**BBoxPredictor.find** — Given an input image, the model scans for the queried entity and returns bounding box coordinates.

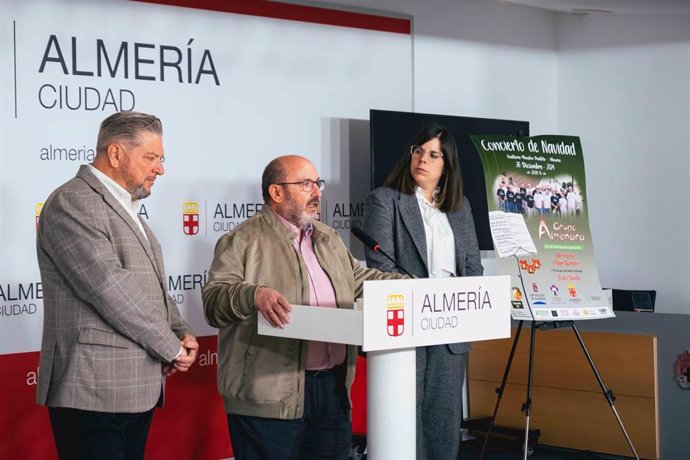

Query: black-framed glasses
[275,178,326,192]
[410,145,443,161]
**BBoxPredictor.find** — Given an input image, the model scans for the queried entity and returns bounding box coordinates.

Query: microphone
[351,227,414,278]
[351,227,380,252]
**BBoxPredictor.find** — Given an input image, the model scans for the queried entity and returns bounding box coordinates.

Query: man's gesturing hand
[255,287,293,328]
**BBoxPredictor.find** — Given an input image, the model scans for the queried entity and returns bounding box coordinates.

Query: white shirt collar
[414,186,439,207]
[87,164,136,209]
[87,164,149,242]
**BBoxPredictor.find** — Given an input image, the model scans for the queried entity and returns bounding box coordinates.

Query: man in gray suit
[36,111,198,460]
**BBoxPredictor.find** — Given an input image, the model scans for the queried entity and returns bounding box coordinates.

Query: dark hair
[261,157,286,203]
[383,125,464,212]
[96,111,162,155]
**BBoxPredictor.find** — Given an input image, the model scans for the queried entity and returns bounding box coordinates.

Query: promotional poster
[471,135,613,321]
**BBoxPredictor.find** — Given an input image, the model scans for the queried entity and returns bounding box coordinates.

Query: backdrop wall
[556,13,690,314]
[2,0,689,458]
[0,0,411,458]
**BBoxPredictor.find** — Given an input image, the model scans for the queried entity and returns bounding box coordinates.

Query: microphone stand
[351,227,415,278]
[370,245,414,278]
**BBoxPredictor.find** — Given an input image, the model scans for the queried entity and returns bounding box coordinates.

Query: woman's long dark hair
[383,125,464,212]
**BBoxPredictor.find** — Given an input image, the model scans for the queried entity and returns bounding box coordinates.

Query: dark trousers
[48,406,154,460]
[228,369,352,460]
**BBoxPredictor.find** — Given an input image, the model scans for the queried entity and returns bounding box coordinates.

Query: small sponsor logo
[512,287,523,301]
[386,294,405,337]
[567,283,577,298]
[550,284,559,295]
[551,310,558,317]
[532,282,538,293]
[511,300,524,309]
[183,201,200,235]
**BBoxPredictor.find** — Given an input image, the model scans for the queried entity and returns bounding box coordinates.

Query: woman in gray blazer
[363,125,483,460]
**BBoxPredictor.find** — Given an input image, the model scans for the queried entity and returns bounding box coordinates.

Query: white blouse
[415,188,456,278]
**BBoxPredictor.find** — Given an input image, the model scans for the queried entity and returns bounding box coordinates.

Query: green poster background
[471,135,613,321]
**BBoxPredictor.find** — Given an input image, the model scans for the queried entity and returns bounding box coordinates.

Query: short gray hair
[96,111,163,154]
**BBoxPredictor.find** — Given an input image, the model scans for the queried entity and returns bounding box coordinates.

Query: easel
[478,253,640,460]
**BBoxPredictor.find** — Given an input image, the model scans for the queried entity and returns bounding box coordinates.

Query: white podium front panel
[362,275,511,352]
[257,304,363,345]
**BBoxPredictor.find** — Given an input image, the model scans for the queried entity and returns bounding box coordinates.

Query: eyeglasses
[142,154,165,165]
[119,144,165,165]
[275,178,325,192]
[410,145,443,161]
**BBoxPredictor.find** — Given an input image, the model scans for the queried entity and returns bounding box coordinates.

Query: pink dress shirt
[277,214,346,370]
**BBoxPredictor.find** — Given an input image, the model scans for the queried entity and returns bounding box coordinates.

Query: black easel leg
[570,323,640,460]
[520,322,537,460]
[479,320,524,460]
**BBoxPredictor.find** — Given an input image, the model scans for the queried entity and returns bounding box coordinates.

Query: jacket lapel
[446,211,463,250]
[140,219,166,285]
[77,165,164,283]
[398,192,429,271]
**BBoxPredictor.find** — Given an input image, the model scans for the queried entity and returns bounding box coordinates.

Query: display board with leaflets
[471,134,614,321]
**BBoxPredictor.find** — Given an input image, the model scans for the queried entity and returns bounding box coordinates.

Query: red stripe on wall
[1,336,369,459]
[132,0,411,34]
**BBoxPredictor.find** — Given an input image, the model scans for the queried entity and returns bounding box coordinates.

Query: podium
[259,275,511,459]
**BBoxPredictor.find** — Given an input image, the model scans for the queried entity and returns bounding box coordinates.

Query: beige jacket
[202,205,402,419]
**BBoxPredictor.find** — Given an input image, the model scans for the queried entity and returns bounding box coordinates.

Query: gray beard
[129,185,150,200]
[288,212,312,229]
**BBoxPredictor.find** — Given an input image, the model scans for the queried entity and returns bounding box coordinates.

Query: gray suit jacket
[362,186,484,354]
[36,165,192,413]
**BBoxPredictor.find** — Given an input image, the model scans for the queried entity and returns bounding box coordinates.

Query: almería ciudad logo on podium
[386,294,405,337]
[182,201,200,235]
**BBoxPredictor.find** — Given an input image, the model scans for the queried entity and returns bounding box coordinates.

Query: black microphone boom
[351,227,414,278]
[351,227,379,251]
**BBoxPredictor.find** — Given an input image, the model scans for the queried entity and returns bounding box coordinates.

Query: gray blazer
[36,165,192,413]
[362,186,484,354]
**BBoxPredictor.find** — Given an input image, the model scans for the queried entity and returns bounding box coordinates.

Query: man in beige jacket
[203,155,403,460]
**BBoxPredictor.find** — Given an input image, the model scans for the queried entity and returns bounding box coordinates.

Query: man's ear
[107,143,124,168]
[268,184,284,203]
